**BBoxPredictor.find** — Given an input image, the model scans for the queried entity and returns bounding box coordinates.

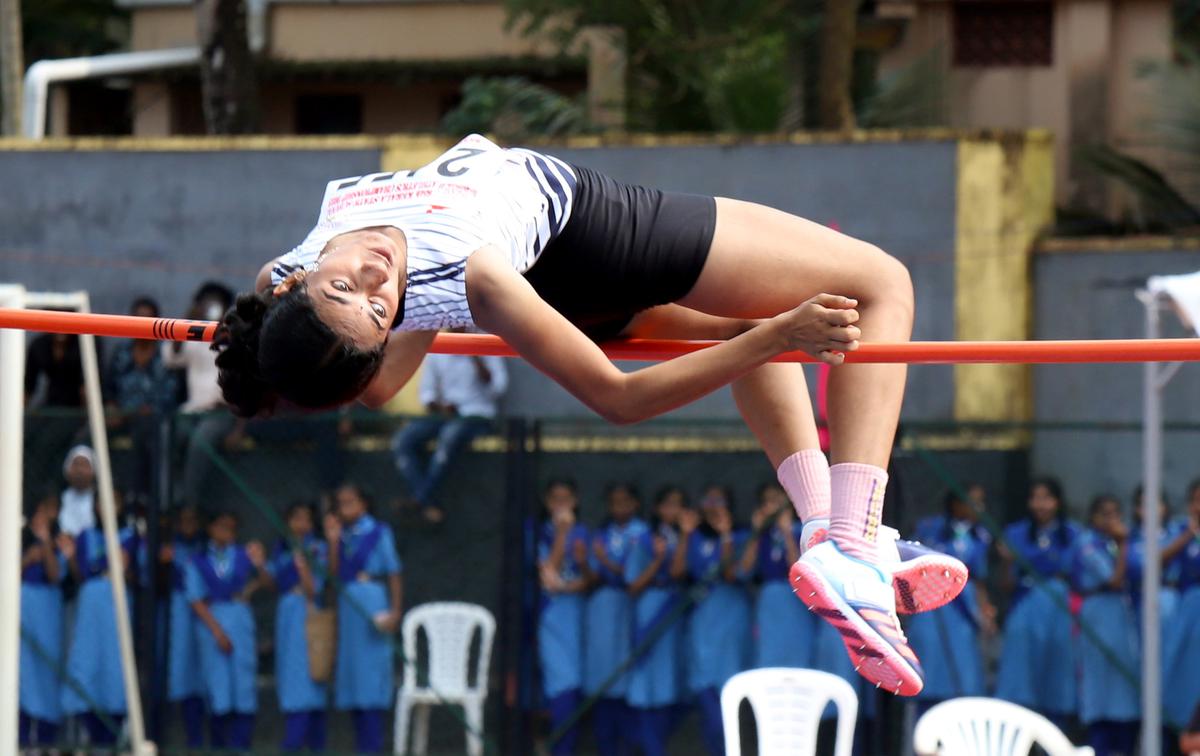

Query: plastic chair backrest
[913,697,1095,756]
[720,667,858,756]
[401,602,496,698]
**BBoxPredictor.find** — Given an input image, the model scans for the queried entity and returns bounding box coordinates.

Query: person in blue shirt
[268,501,330,751]
[60,492,141,748]
[326,482,404,754]
[159,505,206,748]
[625,486,687,756]
[1072,495,1140,756]
[907,488,996,709]
[676,484,751,756]
[736,482,817,670]
[537,479,593,756]
[585,482,649,756]
[1163,479,1200,730]
[994,477,1080,726]
[19,492,67,749]
[185,510,270,750]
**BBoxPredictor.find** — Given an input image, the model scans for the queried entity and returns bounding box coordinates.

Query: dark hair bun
[212,291,278,417]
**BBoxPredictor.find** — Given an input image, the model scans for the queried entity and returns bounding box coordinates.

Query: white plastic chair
[393,602,496,756]
[913,697,1095,756]
[720,667,859,756]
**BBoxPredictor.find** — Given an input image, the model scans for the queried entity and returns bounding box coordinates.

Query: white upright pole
[76,294,153,755]
[0,284,26,756]
[1142,295,1163,756]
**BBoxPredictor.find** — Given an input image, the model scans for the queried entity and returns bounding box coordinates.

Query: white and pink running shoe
[800,519,968,614]
[790,540,925,696]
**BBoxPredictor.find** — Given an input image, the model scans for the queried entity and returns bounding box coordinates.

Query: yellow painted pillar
[954,131,1054,425]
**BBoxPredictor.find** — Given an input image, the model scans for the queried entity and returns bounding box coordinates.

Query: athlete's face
[296,227,407,348]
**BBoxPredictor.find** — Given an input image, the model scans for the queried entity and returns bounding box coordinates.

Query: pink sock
[776,449,830,523]
[828,463,888,561]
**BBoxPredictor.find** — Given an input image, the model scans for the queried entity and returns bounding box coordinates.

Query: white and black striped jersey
[271,134,577,331]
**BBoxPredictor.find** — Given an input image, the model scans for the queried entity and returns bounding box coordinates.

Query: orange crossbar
[2,307,1199,364]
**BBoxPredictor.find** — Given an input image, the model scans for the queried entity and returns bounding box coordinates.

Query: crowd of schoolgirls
[18,446,405,754]
[536,476,1200,756]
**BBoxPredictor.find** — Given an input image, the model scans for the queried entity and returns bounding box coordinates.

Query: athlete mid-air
[214,134,967,695]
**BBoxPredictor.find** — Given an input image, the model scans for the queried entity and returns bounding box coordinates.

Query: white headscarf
[59,445,96,537]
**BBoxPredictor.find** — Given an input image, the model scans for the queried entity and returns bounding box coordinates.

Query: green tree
[442,76,588,140]
[505,0,793,131]
[195,0,260,134]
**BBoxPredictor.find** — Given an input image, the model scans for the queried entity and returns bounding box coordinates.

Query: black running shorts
[523,164,717,342]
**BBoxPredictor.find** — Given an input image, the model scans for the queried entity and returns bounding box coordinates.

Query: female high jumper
[214,133,966,696]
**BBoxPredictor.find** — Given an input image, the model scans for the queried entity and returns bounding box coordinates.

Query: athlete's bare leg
[676,197,914,468]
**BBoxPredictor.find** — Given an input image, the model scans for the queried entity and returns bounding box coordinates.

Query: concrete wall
[1031,241,1200,510]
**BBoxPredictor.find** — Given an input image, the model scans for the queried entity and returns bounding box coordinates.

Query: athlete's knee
[864,247,913,319]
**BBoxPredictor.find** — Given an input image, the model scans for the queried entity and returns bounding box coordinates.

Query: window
[294,94,364,135]
[953,1,1053,67]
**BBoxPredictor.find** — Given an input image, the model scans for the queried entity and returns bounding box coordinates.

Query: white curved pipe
[22,47,200,139]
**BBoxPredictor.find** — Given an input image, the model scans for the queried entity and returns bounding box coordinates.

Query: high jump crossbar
[3,307,1200,364]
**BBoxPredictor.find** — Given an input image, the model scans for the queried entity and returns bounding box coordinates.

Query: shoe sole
[892,555,969,614]
[789,560,924,696]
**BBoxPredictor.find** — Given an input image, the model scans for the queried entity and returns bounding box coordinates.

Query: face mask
[205,302,225,320]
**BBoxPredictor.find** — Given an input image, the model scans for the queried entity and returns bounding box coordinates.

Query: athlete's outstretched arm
[466,247,859,425]
[358,330,437,408]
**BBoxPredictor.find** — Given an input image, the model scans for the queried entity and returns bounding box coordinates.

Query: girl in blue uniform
[20,493,66,749]
[61,494,139,747]
[537,479,592,756]
[1163,479,1200,730]
[906,490,995,708]
[1072,495,1140,756]
[737,482,816,670]
[160,505,205,747]
[625,486,687,756]
[676,484,751,756]
[326,482,404,754]
[994,477,1080,726]
[585,482,648,756]
[185,510,269,749]
[268,501,330,751]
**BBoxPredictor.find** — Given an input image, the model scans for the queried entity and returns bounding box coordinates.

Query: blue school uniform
[686,528,753,756]
[624,523,684,709]
[62,526,138,717]
[1071,528,1140,725]
[167,535,205,703]
[994,519,1080,717]
[1163,529,1200,728]
[20,536,66,727]
[537,521,590,756]
[584,518,648,698]
[334,514,402,711]
[753,522,819,669]
[269,536,330,712]
[685,529,752,694]
[905,516,990,702]
[184,542,258,716]
[538,522,590,700]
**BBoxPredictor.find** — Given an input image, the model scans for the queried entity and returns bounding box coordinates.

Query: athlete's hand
[776,294,861,365]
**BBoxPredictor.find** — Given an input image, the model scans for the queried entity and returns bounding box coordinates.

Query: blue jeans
[391,416,490,508]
